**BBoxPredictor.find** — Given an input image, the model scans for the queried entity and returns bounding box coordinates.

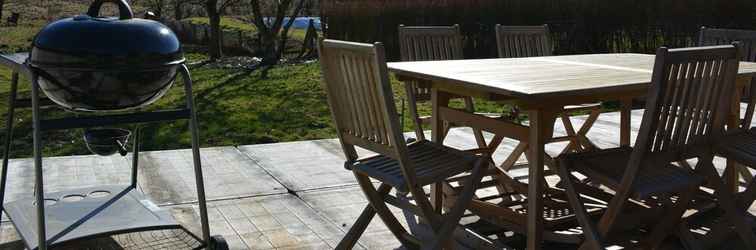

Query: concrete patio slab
[0,109,753,249]
[238,140,374,192]
[133,147,286,205]
[297,186,408,250]
[0,193,346,250]
[1,154,131,204]
[169,194,347,250]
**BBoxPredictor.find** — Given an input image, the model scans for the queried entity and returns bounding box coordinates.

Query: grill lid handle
[87,0,134,20]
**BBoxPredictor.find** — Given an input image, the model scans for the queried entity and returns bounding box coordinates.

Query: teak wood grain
[559,45,740,249]
[388,53,756,103]
[388,51,756,250]
[397,24,490,146]
[495,24,553,58]
[494,24,603,164]
[318,39,486,249]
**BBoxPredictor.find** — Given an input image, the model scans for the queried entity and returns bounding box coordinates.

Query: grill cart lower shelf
[4,185,200,250]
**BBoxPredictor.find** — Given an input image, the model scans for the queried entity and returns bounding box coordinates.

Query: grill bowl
[29,0,184,112]
[83,128,131,156]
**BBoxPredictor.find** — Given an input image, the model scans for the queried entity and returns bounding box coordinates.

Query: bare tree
[249,0,308,68]
[173,0,184,19]
[0,0,5,21]
[205,0,243,60]
[173,0,204,20]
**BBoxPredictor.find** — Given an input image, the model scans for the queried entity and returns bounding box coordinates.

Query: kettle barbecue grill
[0,0,227,249]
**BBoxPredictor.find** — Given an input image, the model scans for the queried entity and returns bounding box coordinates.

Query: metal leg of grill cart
[181,65,211,245]
[0,72,19,237]
[131,127,140,189]
[31,72,48,250]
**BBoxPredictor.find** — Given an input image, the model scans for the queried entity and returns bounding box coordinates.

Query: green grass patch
[0,59,512,158]
[183,16,308,41]
[184,17,258,33]
[0,20,46,53]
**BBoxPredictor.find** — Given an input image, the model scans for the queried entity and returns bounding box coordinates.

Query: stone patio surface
[0,109,753,249]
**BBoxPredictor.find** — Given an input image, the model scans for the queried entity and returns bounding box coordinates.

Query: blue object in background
[263,17,322,31]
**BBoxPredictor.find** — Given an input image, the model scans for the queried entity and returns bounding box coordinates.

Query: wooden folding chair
[493,25,602,173]
[685,126,756,249]
[317,39,488,249]
[558,45,745,249]
[699,27,756,185]
[684,29,756,249]
[398,25,490,148]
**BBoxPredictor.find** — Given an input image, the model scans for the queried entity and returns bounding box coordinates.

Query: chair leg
[398,191,423,235]
[427,159,486,250]
[500,141,528,172]
[485,134,505,155]
[560,113,582,155]
[737,172,756,211]
[353,172,419,249]
[676,220,704,250]
[336,183,393,250]
[736,163,754,187]
[644,187,696,249]
[405,83,426,141]
[557,162,604,250]
[463,97,488,148]
[575,108,600,151]
[699,156,756,249]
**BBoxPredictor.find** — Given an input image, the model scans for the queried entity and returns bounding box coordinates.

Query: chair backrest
[317,39,409,163]
[632,45,740,166]
[495,25,553,58]
[699,27,756,62]
[398,24,464,61]
[398,25,464,101]
[699,27,756,128]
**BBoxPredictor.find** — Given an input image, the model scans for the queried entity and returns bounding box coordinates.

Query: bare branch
[219,0,242,13]
[269,0,292,33]
[250,0,269,34]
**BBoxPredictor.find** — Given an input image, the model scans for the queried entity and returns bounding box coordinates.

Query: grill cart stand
[0,53,228,250]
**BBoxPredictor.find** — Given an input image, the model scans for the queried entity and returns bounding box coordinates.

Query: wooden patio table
[387,53,756,249]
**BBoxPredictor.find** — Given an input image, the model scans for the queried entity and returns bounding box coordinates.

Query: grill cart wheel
[209,235,229,250]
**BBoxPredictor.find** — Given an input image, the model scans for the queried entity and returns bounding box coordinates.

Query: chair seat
[352,140,479,192]
[562,147,705,199]
[715,128,756,168]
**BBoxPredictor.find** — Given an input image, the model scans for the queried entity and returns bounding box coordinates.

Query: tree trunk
[251,0,307,66]
[276,0,307,61]
[0,0,5,20]
[154,0,164,18]
[206,0,223,60]
[260,32,279,66]
[174,1,184,20]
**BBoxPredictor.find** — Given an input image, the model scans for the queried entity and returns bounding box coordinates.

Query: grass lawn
[184,16,309,41]
[0,51,512,158]
[0,1,509,158]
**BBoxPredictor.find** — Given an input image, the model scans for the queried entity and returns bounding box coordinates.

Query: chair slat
[398,25,467,139]
[699,27,756,62]
[496,25,553,58]
[557,45,739,249]
[643,46,739,155]
[319,40,404,157]
[688,60,712,139]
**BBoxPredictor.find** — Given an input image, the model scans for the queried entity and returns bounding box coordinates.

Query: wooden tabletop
[388,53,756,100]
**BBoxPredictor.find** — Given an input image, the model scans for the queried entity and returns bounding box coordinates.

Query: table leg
[726,79,747,193]
[431,89,451,212]
[620,98,632,147]
[526,108,557,250]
